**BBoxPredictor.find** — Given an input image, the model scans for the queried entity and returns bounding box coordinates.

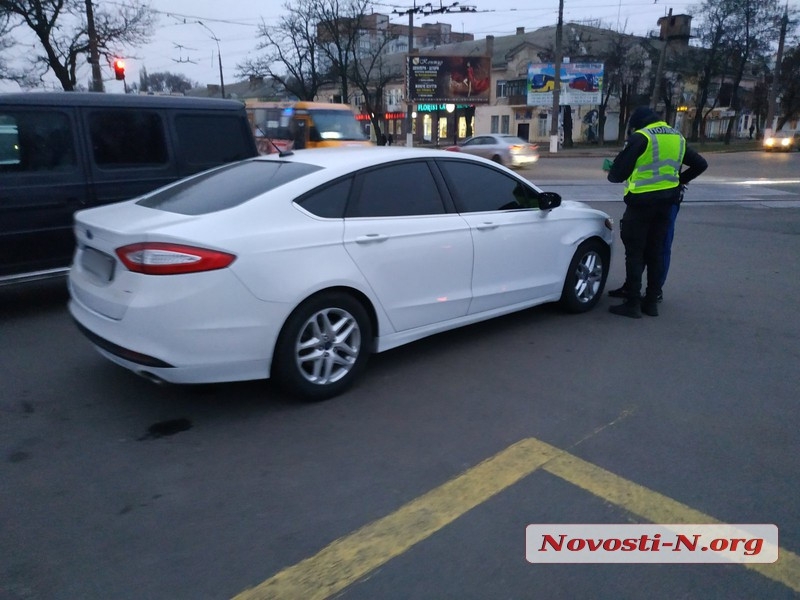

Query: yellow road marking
[233,437,800,599]
[542,447,800,592]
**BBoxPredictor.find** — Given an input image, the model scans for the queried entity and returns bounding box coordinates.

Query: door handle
[355,233,388,244]
[476,222,498,231]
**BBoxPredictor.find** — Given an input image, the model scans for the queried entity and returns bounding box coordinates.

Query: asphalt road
[2,151,799,600]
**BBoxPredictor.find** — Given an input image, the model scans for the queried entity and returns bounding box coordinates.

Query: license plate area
[81,247,116,282]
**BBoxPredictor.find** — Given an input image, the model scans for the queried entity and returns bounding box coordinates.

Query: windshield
[310,110,367,141]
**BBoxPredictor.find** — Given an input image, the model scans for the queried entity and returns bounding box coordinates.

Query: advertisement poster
[527,62,604,106]
[407,56,491,103]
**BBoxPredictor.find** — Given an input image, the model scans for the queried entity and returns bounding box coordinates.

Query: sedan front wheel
[559,239,609,313]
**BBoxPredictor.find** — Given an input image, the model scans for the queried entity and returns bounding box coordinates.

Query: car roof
[255,146,494,175]
[0,92,246,111]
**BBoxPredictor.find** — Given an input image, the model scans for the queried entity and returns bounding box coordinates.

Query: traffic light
[113,59,125,81]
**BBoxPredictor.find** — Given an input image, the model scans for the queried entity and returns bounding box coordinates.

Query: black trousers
[619,201,673,300]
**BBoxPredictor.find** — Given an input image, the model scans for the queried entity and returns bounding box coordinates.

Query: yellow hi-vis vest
[624,121,686,196]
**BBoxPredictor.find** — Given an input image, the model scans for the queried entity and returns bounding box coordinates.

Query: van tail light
[115,243,235,275]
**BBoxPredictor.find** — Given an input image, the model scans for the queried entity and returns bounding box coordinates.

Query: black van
[0,92,258,285]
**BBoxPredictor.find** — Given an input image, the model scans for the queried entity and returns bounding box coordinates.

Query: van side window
[88,110,168,167]
[0,111,76,173]
[175,115,255,170]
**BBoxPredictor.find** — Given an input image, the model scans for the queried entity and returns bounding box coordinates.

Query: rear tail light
[115,243,236,275]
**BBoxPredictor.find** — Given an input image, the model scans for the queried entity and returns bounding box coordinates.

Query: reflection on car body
[69,147,613,400]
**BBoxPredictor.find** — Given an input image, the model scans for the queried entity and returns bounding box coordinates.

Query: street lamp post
[197,21,225,98]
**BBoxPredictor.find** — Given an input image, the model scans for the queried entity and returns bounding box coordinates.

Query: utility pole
[549,0,563,153]
[650,9,673,110]
[85,0,104,92]
[198,21,225,99]
[764,5,789,135]
[395,2,476,147]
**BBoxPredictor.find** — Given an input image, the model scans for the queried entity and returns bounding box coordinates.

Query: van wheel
[559,240,609,313]
[273,292,371,401]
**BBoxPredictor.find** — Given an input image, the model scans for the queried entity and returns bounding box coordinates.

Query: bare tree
[777,42,800,129]
[0,0,154,91]
[312,0,370,104]
[130,69,196,95]
[236,0,329,100]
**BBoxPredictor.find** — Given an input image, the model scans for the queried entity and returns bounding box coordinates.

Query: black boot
[609,297,642,319]
[642,294,659,317]
[608,283,629,298]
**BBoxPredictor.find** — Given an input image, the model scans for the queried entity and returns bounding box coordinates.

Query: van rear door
[0,107,90,278]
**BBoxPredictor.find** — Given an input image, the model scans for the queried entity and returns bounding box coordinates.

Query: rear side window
[348,161,445,217]
[0,111,76,173]
[175,114,254,170]
[88,109,168,167]
[438,159,538,212]
[137,160,322,215]
[296,177,352,218]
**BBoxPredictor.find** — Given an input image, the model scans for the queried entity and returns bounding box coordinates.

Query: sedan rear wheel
[273,292,371,401]
[559,239,609,313]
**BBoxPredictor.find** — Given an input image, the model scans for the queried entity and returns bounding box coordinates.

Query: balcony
[508,94,528,106]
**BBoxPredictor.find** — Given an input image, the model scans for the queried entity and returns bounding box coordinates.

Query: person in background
[387,133,394,146]
[606,106,708,318]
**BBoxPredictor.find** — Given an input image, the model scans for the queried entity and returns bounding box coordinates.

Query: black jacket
[607,112,708,205]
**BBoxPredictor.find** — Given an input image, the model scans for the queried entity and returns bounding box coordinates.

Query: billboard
[407,56,491,103]
[527,63,604,106]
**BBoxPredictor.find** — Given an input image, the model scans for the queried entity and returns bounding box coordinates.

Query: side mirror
[538,191,562,210]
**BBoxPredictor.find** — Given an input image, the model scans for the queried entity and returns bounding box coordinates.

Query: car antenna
[266,137,293,157]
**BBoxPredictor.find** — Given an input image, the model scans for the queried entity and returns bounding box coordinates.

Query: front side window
[438,160,538,213]
[88,109,168,167]
[0,111,76,173]
[349,161,445,218]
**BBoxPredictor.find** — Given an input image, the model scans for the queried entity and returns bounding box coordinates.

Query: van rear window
[0,111,76,172]
[136,160,322,215]
[175,114,254,172]
[88,110,168,167]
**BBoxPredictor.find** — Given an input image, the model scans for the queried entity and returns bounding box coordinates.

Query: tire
[273,292,372,401]
[559,239,609,313]
[492,154,503,165]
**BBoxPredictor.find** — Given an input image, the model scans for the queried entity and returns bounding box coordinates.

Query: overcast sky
[3,0,795,93]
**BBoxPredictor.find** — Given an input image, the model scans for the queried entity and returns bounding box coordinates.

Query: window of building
[490,115,499,134]
[496,80,507,98]
[501,115,510,134]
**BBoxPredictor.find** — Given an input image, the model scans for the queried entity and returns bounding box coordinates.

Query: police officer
[606,106,707,318]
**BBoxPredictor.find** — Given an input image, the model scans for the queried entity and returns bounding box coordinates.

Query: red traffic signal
[113,59,125,81]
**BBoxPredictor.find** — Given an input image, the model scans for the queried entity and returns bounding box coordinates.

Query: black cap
[628,106,661,132]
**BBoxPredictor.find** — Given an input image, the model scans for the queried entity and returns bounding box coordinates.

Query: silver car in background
[446,134,539,168]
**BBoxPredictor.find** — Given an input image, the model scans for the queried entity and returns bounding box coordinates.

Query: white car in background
[69,147,613,400]
[445,134,540,168]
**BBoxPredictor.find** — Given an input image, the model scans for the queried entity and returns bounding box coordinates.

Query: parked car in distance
[0,92,258,286]
[763,130,798,152]
[445,134,539,168]
[69,147,614,401]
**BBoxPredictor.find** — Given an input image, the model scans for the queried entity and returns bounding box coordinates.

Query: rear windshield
[136,160,321,215]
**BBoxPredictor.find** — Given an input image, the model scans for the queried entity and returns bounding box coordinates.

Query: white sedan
[69,147,613,400]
